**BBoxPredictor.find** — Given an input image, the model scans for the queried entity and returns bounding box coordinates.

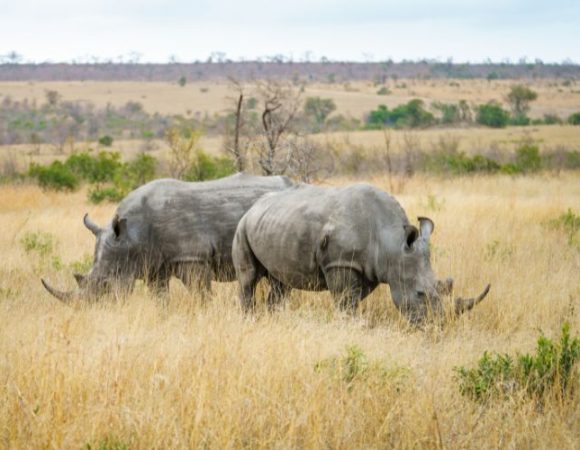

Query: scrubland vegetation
[1,71,580,448]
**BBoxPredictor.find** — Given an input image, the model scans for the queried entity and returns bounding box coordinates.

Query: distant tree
[256,79,303,175]
[178,76,187,87]
[506,84,538,116]
[304,97,336,130]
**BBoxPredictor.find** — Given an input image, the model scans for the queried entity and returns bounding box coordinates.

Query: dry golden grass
[1,78,578,119]
[1,172,579,449]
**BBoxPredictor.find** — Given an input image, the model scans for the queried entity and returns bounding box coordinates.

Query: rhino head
[41,213,139,303]
[388,217,490,323]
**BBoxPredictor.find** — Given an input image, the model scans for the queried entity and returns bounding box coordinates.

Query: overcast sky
[1,0,578,63]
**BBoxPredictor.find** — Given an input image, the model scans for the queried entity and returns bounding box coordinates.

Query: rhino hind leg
[325,267,372,312]
[266,277,291,312]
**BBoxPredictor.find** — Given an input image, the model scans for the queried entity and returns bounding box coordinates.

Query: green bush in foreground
[455,323,580,403]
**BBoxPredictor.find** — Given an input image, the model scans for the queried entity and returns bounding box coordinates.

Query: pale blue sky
[1,0,578,63]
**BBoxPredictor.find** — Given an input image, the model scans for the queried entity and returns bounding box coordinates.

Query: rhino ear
[112,215,127,239]
[404,225,419,249]
[418,217,434,240]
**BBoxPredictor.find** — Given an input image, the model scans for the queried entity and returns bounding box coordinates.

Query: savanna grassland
[1,172,579,449]
[1,73,580,449]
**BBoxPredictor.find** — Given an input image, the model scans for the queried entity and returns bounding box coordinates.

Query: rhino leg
[325,267,375,312]
[147,264,171,297]
[266,277,291,312]
[176,262,213,302]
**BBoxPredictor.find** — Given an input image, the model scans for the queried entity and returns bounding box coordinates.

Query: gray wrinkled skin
[42,173,293,301]
[232,183,489,322]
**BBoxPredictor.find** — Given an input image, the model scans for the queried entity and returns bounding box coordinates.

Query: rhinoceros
[42,173,293,302]
[232,183,490,322]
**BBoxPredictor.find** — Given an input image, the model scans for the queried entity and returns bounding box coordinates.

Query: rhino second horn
[83,213,102,236]
[454,284,491,315]
[41,279,75,304]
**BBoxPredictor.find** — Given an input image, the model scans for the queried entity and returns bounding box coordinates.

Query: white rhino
[42,173,293,302]
[232,183,489,322]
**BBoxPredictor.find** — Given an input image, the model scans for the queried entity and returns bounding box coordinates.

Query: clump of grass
[455,323,580,403]
[315,345,409,388]
[546,208,580,246]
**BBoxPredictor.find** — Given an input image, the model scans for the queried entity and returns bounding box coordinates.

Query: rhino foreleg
[325,268,377,312]
[175,262,213,302]
[146,264,171,297]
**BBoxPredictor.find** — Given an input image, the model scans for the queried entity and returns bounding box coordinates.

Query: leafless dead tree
[256,79,303,175]
[286,135,334,182]
[223,78,248,172]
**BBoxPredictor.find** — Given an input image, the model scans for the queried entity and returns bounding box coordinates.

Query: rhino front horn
[454,284,491,315]
[83,213,102,236]
[41,279,75,304]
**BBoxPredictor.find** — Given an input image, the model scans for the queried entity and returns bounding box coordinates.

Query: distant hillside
[1,61,579,82]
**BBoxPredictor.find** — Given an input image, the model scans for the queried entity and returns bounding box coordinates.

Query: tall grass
[1,173,579,448]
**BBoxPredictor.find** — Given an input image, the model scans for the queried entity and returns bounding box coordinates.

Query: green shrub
[98,135,114,146]
[185,151,236,182]
[455,323,580,402]
[88,186,126,204]
[29,161,79,191]
[64,151,124,184]
[547,208,580,246]
[376,86,391,95]
[315,345,409,388]
[476,103,510,128]
[424,150,500,175]
[366,99,434,129]
[509,114,531,126]
[515,143,542,172]
[568,112,580,125]
[432,102,460,124]
[21,231,56,258]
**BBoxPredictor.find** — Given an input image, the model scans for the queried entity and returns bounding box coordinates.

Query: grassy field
[1,172,579,448]
[1,78,579,119]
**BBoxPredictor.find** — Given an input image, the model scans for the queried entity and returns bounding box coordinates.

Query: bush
[432,102,460,124]
[547,208,580,246]
[88,186,126,204]
[98,135,114,146]
[514,143,542,173]
[29,161,79,191]
[455,323,580,403]
[424,150,501,175]
[568,112,580,125]
[65,151,124,184]
[376,86,391,95]
[509,114,531,126]
[476,103,510,128]
[184,151,236,182]
[315,345,409,388]
[366,99,434,129]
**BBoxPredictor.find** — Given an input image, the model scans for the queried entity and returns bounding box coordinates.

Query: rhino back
[116,174,291,264]
[243,183,410,287]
